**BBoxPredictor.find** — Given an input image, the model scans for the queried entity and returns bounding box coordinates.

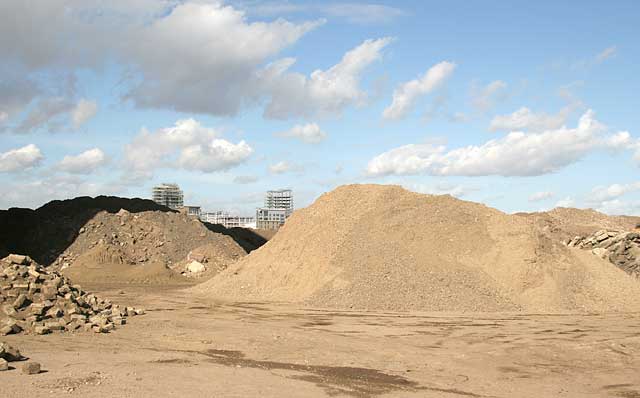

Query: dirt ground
[2,285,640,398]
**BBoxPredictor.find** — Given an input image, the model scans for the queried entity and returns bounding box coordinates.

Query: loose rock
[0,254,144,335]
[22,362,41,375]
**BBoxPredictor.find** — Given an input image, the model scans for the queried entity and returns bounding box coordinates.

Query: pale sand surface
[3,284,639,398]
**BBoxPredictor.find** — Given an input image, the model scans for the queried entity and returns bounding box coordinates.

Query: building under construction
[256,189,293,230]
[152,183,184,210]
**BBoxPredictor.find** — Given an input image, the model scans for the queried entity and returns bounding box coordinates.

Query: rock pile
[567,230,640,276]
[59,209,247,284]
[1,254,144,335]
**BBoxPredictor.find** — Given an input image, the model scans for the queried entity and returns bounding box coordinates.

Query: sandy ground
[2,285,640,398]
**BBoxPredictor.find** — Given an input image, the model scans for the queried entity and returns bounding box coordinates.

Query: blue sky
[1,0,639,215]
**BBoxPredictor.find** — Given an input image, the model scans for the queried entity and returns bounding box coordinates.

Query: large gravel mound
[196,184,640,312]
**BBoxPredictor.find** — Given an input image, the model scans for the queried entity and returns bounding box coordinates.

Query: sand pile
[197,184,640,313]
[59,209,246,284]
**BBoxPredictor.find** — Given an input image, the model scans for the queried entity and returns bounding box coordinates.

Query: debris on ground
[0,254,144,335]
[21,361,41,375]
[567,230,640,276]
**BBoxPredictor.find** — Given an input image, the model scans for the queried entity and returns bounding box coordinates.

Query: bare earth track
[2,285,640,398]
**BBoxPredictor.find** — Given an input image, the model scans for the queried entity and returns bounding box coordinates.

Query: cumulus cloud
[0,144,44,172]
[262,37,392,119]
[594,199,640,216]
[529,191,555,202]
[268,161,292,174]
[490,107,570,132]
[0,77,40,129]
[382,61,456,120]
[366,110,637,177]
[1,2,395,120]
[71,99,98,129]
[0,1,326,118]
[555,197,575,208]
[16,97,75,133]
[402,182,476,198]
[276,122,327,144]
[124,119,253,179]
[471,80,508,112]
[124,2,323,116]
[588,182,640,202]
[57,148,107,174]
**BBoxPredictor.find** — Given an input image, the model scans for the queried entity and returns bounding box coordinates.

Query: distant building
[256,189,293,230]
[152,183,184,209]
[264,189,294,210]
[180,205,201,218]
[201,211,255,229]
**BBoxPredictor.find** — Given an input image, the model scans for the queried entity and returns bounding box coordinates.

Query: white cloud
[0,77,40,130]
[0,1,324,118]
[383,61,456,120]
[262,37,392,119]
[366,110,636,177]
[0,144,44,172]
[471,80,508,112]
[268,160,292,174]
[588,182,640,202]
[179,139,254,173]
[596,46,617,63]
[402,182,476,198]
[276,122,327,144]
[529,191,555,202]
[71,99,98,128]
[555,197,575,208]
[57,148,107,174]
[124,2,323,116]
[594,199,640,216]
[17,96,75,133]
[124,118,253,178]
[490,107,569,132]
[1,3,395,120]
[233,175,259,184]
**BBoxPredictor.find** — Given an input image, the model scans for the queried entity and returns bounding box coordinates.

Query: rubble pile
[567,230,640,276]
[58,209,247,284]
[0,254,144,335]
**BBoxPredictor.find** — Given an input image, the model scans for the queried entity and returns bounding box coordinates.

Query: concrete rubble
[0,254,144,335]
[0,341,23,371]
[567,230,640,276]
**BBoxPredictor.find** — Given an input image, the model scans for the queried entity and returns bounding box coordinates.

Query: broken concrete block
[13,293,27,309]
[22,362,41,375]
[7,254,27,265]
[0,342,22,361]
[33,325,51,335]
